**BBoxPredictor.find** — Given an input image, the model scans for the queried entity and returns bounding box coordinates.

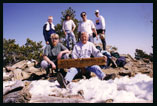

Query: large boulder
[3,81,31,103]
[3,60,46,81]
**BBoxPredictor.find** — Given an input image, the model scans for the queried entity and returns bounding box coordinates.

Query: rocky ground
[3,47,153,103]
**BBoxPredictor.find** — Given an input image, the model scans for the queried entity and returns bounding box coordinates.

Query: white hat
[48,16,53,20]
[95,10,99,13]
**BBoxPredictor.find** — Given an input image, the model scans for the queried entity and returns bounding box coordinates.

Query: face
[48,19,52,23]
[66,16,70,20]
[81,13,87,21]
[95,12,99,17]
[81,33,88,44]
[51,36,59,46]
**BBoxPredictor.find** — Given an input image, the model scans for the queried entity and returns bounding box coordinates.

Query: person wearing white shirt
[78,12,97,43]
[56,32,116,88]
[62,14,76,50]
[94,10,106,50]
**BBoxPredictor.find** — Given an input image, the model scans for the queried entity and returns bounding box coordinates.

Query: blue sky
[3,3,153,57]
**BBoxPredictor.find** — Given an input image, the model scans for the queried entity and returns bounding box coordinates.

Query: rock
[29,95,88,103]
[143,58,150,63]
[3,81,31,103]
[3,72,13,81]
[4,60,47,81]
[11,60,28,70]
[118,70,132,77]
[105,99,114,103]
[12,69,31,81]
[3,80,25,95]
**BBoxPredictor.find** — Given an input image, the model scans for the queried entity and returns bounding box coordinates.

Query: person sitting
[57,32,116,88]
[41,33,70,78]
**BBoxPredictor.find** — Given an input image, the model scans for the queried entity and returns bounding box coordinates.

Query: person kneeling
[41,33,70,79]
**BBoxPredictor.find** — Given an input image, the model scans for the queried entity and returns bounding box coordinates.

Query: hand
[100,34,105,40]
[102,30,104,34]
[64,32,67,36]
[96,35,98,40]
[103,55,107,62]
[51,63,56,69]
[46,41,49,45]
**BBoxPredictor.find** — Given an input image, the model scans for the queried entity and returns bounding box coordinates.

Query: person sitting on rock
[57,32,116,88]
[41,33,70,78]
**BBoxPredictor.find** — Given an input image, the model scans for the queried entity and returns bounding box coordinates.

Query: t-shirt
[95,15,105,30]
[43,43,67,62]
[62,20,76,31]
[78,19,95,35]
[72,41,103,59]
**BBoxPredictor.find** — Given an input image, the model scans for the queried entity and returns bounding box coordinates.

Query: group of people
[41,10,116,88]
[43,10,106,50]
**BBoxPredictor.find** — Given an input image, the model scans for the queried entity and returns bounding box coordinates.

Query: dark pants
[41,60,66,77]
[97,29,106,50]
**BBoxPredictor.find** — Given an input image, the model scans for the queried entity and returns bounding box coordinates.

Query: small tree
[135,49,153,62]
[55,7,79,41]
[3,38,20,66]
[3,38,43,67]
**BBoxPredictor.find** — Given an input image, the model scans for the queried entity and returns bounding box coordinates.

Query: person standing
[78,12,97,43]
[94,10,106,50]
[62,14,76,50]
[43,16,56,45]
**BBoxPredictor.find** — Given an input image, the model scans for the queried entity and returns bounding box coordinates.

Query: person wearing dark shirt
[41,33,70,78]
[43,16,56,45]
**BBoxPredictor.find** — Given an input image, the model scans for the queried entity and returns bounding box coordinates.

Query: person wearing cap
[62,14,76,50]
[43,16,56,45]
[41,33,70,78]
[78,12,97,43]
[94,10,106,50]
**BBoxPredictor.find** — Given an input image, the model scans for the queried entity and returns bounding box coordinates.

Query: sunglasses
[52,38,59,40]
[81,14,86,17]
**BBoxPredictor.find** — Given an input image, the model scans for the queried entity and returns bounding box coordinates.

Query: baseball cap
[95,10,99,13]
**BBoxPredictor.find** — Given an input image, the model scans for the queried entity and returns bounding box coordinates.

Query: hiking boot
[103,73,116,80]
[48,77,57,82]
[57,72,67,88]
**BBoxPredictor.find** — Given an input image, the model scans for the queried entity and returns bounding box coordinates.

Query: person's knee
[92,65,101,69]
[68,68,79,74]
[41,60,49,69]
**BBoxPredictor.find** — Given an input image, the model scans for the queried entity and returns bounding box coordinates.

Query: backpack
[110,52,120,58]
[116,56,126,67]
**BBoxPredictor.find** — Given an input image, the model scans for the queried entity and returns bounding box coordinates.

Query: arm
[43,55,56,69]
[91,43,107,62]
[62,21,67,36]
[78,23,81,42]
[100,16,105,31]
[72,20,76,32]
[57,49,70,59]
[43,45,56,69]
[91,20,98,38]
[57,43,70,59]
[92,28,97,36]
[43,24,49,44]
